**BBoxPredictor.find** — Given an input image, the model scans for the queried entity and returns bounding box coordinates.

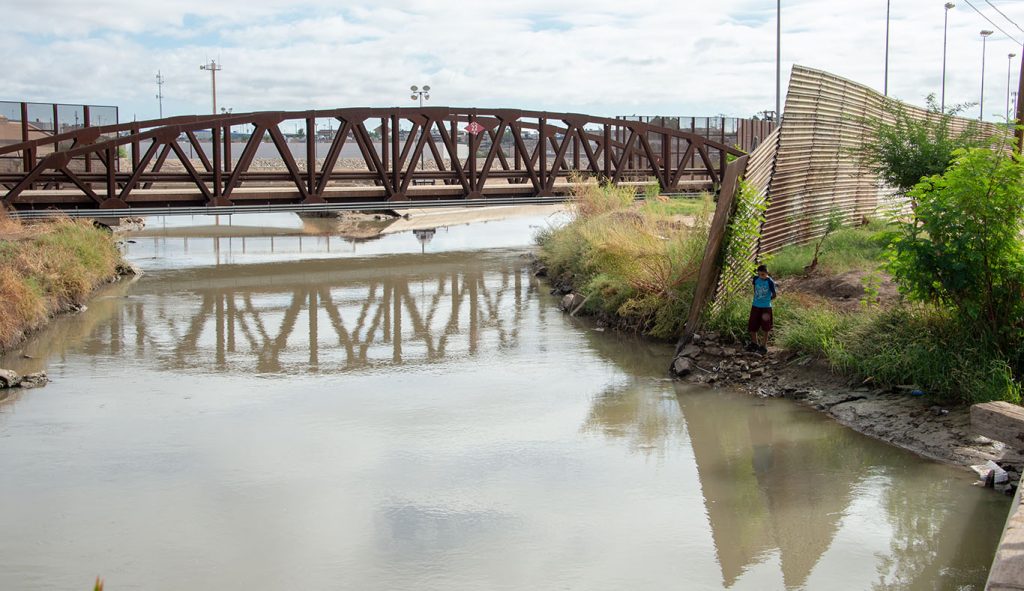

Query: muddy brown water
[0,212,1012,590]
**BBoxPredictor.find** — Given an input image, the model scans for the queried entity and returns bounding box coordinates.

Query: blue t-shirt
[752,276,777,308]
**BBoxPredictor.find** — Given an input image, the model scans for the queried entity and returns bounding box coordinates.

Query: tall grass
[0,214,122,351]
[775,302,1019,404]
[536,182,712,339]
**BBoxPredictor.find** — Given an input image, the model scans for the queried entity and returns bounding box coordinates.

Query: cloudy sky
[5,0,1024,122]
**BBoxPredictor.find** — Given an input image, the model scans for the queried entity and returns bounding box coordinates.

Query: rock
[740,373,751,381]
[679,344,701,359]
[671,357,693,377]
[704,331,720,342]
[751,367,766,377]
[691,333,703,345]
[116,261,143,276]
[533,266,548,278]
[559,293,585,312]
[0,369,21,389]
[19,372,48,389]
[722,347,737,356]
[972,461,1010,486]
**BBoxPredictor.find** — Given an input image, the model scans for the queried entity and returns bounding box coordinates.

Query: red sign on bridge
[464,121,485,135]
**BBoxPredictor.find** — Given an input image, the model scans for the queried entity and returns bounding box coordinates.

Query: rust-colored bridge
[0,107,744,213]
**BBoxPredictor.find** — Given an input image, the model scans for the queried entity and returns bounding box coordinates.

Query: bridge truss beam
[0,107,744,211]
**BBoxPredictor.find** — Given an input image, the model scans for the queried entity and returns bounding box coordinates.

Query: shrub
[890,148,1024,349]
[857,95,988,196]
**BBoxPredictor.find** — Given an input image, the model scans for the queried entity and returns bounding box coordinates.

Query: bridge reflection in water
[0,242,1010,589]
[73,253,543,374]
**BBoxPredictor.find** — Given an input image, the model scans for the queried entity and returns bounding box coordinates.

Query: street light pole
[884,0,891,96]
[1009,53,1017,123]
[200,59,222,115]
[776,0,781,121]
[410,84,431,169]
[942,3,954,112]
[980,30,993,120]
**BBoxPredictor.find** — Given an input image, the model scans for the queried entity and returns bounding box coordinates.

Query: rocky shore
[667,331,1021,492]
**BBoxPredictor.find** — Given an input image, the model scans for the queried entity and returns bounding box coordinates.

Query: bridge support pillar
[207,197,234,207]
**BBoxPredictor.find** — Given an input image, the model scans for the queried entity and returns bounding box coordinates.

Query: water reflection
[6,253,542,376]
[578,332,1009,590]
[0,228,1010,590]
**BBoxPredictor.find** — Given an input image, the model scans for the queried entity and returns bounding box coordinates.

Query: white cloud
[5,0,1024,122]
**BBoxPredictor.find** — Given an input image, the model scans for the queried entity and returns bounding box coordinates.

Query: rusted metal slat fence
[712,66,1003,311]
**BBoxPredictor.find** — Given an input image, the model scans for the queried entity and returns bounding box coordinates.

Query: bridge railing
[0,107,744,211]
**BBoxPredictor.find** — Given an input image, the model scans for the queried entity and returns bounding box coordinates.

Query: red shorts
[748,306,773,333]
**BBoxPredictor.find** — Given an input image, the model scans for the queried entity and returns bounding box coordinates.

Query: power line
[964,0,1024,45]
[985,0,1024,35]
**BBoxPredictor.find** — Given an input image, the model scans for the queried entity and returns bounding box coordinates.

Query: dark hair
[756,264,768,273]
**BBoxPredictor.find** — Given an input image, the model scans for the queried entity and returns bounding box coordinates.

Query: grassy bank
[708,222,1022,405]
[535,184,712,339]
[0,211,124,352]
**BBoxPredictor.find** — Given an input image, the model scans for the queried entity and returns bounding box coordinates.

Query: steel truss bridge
[0,107,743,214]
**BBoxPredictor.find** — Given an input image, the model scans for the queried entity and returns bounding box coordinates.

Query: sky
[5,0,1024,123]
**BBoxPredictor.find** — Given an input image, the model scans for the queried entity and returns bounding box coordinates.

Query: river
[0,209,1011,590]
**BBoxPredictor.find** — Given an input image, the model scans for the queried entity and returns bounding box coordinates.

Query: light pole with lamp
[1009,53,1018,123]
[884,0,891,96]
[775,0,781,121]
[200,59,222,115]
[942,3,954,112]
[410,85,431,169]
[980,30,993,120]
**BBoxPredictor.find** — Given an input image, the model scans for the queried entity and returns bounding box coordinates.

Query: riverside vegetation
[537,104,1023,406]
[535,182,712,340]
[0,210,125,352]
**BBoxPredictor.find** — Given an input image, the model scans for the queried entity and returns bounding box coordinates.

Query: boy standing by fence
[747,264,777,354]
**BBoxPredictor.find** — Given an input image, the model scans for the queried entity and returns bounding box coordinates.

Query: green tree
[858,95,987,196]
[888,148,1024,345]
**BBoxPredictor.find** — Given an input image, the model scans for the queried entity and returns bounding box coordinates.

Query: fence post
[673,154,749,358]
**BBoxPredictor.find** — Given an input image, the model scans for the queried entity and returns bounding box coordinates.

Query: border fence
[711,65,1004,312]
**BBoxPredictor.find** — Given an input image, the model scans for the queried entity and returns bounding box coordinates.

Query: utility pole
[156,71,165,118]
[200,59,222,115]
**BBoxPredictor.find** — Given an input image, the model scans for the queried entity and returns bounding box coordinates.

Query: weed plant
[0,214,121,351]
[536,182,712,339]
